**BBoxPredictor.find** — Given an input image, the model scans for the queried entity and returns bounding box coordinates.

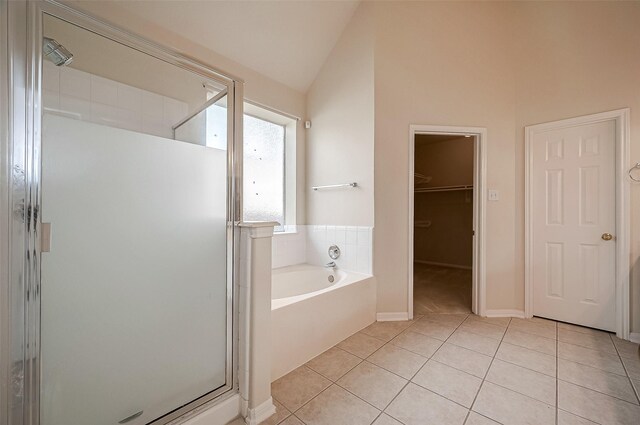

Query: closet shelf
[415,185,473,193]
[414,173,432,184]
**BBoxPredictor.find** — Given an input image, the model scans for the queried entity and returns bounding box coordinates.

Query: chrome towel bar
[312,182,358,191]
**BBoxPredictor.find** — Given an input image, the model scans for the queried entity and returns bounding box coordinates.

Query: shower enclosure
[1,2,243,424]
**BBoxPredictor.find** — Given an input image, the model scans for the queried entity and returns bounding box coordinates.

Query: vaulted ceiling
[68,0,361,93]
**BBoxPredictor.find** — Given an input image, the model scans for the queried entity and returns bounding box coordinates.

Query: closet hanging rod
[312,182,358,191]
[415,184,473,193]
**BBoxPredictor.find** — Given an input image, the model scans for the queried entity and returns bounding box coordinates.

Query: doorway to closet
[408,125,486,319]
[413,134,475,313]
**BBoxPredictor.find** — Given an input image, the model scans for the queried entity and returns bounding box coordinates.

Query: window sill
[273,225,299,236]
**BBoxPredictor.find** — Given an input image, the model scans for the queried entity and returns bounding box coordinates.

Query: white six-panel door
[531,120,616,331]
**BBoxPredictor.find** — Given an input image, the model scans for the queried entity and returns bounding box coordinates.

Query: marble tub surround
[229,314,640,425]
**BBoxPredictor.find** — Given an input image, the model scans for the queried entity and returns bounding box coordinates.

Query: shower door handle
[41,222,52,252]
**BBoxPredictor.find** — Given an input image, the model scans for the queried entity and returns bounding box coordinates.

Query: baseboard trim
[630,333,640,344]
[376,312,409,322]
[484,309,525,319]
[180,393,240,425]
[245,398,276,425]
[414,260,472,270]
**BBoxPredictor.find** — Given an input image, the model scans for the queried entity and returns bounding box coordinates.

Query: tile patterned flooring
[413,264,472,314]
[230,314,640,425]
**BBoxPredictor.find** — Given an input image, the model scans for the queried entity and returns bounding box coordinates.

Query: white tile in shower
[59,95,91,120]
[117,84,142,112]
[42,62,60,92]
[119,110,143,133]
[164,97,187,127]
[45,66,187,139]
[60,67,91,100]
[90,102,117,126]
[142,91,164,122]
[142,117,172,139]
[90,75,118,106]
[42,90,59,111]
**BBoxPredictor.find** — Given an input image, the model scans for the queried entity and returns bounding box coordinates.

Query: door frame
[0,1,244,424]
[524,108,631,340]
[408,125,487,319]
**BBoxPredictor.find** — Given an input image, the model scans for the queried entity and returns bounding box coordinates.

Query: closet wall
[414,135,474,268]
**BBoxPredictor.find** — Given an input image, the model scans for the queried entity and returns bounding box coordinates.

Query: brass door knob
[602,233,613,241]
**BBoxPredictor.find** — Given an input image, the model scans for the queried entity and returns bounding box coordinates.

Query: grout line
[557,355,632,376]
[464,317,511,424]
[428,357,488,379]
[555,377,640,406]
[492,351,555,378]
[556,408,607,425]
[556,345,628,376]
[608,333,640,405]
[277,316,633,425]
[286,320,448,425]
[506,326,558,342]
[469,322,560,410]
[465,411,506,425]
[498,336,557,357]
[380,313,472,424]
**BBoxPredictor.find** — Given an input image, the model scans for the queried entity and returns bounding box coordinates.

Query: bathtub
[271,264,376,381]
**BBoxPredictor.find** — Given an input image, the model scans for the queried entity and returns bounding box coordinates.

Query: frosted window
[174,96,228,150]
[206,104,228,150]
[243,115,285,229]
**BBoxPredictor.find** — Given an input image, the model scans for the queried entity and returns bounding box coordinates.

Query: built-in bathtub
[271,264,376,380]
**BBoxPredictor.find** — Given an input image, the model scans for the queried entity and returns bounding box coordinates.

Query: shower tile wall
[42,61,188,138]
[272,225,373,275]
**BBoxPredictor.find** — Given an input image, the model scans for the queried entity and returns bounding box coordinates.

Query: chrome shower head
[43,37,73,66]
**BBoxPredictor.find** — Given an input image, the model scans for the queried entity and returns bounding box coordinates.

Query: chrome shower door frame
[0,1,244,424]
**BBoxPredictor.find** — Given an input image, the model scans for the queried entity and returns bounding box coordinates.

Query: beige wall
[414,136,474,267]
[64,0,308,224]
[512,1,640,331]
[373,1,640,333]
[66,1,640,331]
[305,3,374,226]
[374,1,518,314]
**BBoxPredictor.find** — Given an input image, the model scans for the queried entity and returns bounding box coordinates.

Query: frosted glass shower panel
[243,114,285,226]
[40,114,229,425]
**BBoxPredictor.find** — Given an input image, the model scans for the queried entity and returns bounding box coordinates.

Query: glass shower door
[39,14,234,425]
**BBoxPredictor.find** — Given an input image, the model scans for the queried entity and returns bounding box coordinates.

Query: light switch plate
[488,190,499,201]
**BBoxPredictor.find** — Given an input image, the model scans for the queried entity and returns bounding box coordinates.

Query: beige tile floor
[413,264,472,314]
[229,314,640,425]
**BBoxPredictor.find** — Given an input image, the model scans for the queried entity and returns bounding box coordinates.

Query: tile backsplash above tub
[271,225,373,275]
[307,225,372,275]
